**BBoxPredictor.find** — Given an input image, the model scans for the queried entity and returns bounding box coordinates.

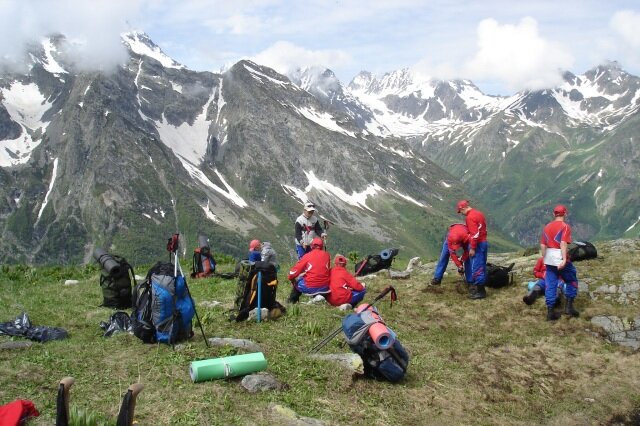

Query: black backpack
[230,261,283,322]
[485,263,515,289]
[568,241,597,262]
[355,248,399,277]
[131,262,195,344]
[94,250,135,309]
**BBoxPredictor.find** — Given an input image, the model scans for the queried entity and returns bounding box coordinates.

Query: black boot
[522,290,541,305]
[564,298,580,317]
[430,277,442,286]
[546,306,561,321]
[287,287,301,304]
[469,285,486,300]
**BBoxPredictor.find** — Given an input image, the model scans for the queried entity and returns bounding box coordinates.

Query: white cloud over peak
[464,17,573,92]
[609,10,640,68]
[251,41,353,76]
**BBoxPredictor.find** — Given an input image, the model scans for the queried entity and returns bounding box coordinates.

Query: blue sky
[2,0,640,95]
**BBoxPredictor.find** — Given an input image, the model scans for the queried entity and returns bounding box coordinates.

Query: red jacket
[327,266,365,306]
[288,249,330,288]
[447,224,470,269]
[533,257,546,279]
[465,208,487,249]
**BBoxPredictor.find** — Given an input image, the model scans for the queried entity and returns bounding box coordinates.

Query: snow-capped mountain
[338,64,640,243]
[0,33,475,263]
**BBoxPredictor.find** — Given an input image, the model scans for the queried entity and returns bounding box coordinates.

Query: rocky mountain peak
[121,31,184,69]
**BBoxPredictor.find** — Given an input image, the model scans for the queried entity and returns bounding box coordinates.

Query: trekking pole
[115,383,144,426]
[170,233,209,348]
[256,271,262,323]
[309,285,397,354]
[56,377,74,426]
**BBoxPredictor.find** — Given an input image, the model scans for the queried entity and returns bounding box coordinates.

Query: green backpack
[96,252,135,309]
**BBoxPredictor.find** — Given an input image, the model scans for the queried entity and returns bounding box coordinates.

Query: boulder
[207,337,263,353]
[268,404,327,426]
[64,280,79,286]
[240,373,287,393]
[0,341,33,350]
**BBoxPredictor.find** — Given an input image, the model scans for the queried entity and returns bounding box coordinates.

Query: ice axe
[309,285,397,354]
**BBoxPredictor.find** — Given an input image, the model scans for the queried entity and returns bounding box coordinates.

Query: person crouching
[287,237,330,304]
[327,254,366,310]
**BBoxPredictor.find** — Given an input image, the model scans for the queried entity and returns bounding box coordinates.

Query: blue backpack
[132,262,195,344]
[342,308,409,382]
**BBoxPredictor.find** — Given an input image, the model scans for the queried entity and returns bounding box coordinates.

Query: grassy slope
[1,241,639,425]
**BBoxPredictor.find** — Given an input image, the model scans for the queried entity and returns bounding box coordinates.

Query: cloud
[609,10,640,68]
[464,17,573,92]
[0,0,142,71]
[250,41,353,75]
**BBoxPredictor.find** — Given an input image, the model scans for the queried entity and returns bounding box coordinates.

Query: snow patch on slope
[293,106,356,138]
[123,32,184,69]
[36,158,58,224]
[41,39,67,74]
[180,160,247,208]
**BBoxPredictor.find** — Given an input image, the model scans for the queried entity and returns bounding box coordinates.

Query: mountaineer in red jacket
[287,237,330,304]
[327,254,366,308]
[457,200,488,300]
[523,257,566,306]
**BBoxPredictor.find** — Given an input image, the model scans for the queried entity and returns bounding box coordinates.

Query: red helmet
[311,237,324,249]
[249,239,261,250]
[553,205,568,217]
[334,254,347,266]
[456,200,469,213]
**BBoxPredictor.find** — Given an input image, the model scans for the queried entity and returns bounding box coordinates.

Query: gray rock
[240,373,287,393]
[0,341,33,350]
[620,283,640,293]
[268,404,327,426]
[594,285,618,294]
[591,316,626,334]
[200,300,222,308]
[64,280,79,286]
[309,353,364,373]
[207,337,263,353]
[389,270,410,279]
[405,257,421,272]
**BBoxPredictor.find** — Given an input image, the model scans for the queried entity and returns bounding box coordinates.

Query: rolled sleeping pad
[93,248,122,276]
[380,249,392,260]
[189,352,267,383]
[369,322,396,350]
[198,235,210,250]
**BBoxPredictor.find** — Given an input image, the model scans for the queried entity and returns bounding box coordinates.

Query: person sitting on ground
[326,254,366,309]
[287,237,330,304]
[427,224,472,288]
[294,202,326,259]
[260,241,278,267]
[523,257,565,305]
[248,239,262,262]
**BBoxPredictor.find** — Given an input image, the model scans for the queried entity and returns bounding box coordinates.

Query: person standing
[429,224,472,287]
[540,205,580,320]
[457,200,488,300]
[294,202,326,259]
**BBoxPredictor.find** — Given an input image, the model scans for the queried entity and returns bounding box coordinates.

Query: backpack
[191,247,216,278]
[568,241,597,262]
[230,260,283,322]
[95,250,135,309]
[354,248,399,277]
[485,263,515,289]
[342,307,409,382]
[131,262,195,344]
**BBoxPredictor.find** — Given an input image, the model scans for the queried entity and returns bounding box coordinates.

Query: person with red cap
[522,256,565,306]
[327,254,366,309]
[457,200,488,299]
[248,239,262,262]
[540,204,580,320]
[428,223,472,288]
[287,237,331,303]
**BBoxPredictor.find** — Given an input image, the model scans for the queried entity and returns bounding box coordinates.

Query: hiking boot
[564,298,580,317]
[469,285,487,300]
[287,288,301,304]
[522,290,541,305]
[430,277,442,286]
[546,306,561,321]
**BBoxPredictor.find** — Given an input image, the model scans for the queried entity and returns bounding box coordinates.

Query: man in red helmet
[287,237,331,304]
[457,200,488,300]
[327,254,366,309]
[540,204,580,320]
